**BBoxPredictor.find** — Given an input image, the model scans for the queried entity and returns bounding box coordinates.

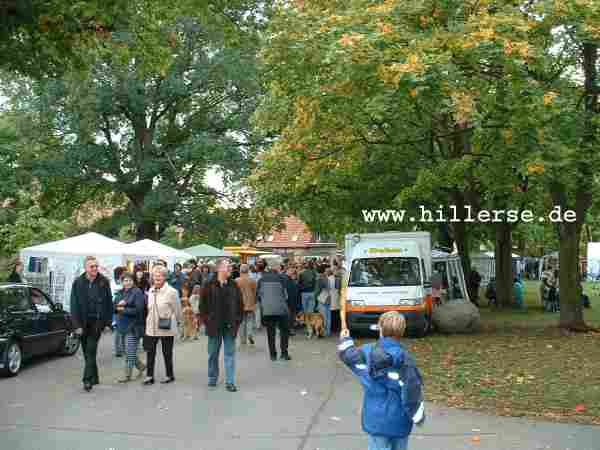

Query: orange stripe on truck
[347,304,427,313]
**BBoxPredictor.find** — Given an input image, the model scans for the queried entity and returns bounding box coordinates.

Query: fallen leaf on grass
[575,404,586,413]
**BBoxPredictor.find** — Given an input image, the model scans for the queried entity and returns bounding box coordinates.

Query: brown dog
[182,301,196,340]
[296,312,325,338]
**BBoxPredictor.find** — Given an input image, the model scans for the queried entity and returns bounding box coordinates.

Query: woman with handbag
[143,265,182,385]
[115,272,146,382]
[315,266,332,337]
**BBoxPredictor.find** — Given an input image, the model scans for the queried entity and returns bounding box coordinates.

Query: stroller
[485,279,497,307]
[543,286,560,312]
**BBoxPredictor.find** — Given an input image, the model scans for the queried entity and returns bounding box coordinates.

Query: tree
[6,16,262,240]
[252,0,539,276]
[0,0,272,76]
[0,190,71,257]
[253,0,600,325]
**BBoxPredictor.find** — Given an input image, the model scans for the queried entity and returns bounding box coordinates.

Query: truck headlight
[398,298,423,306]
[349,299,365,306]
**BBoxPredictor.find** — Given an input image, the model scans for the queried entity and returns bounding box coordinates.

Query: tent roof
[183,244,233,258]
[21,232,127,257]
[124,239,193,260]
[473,251,520,259]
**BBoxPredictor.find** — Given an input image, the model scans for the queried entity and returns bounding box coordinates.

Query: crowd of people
[69,255,347,393]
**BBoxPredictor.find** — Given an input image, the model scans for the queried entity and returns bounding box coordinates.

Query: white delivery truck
[343,232,433,337]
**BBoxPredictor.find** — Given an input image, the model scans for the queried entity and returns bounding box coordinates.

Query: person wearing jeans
[207,331,236,386]
[200,259,244,392]
[299,262,317,331]
[143,266,181,385]
[315,267,332,337]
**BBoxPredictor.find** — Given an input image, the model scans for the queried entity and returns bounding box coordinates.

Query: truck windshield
[349,257,421,287]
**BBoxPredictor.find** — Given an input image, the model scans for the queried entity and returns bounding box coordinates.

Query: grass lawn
[400,281,600,425]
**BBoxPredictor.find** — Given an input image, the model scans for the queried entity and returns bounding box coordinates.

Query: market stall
[183,244,233,259]
[431,249,470,302]
[20,232,129,308]
[124,239,193,269]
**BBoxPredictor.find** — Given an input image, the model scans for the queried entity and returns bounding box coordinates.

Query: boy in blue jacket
[338,311,425,450]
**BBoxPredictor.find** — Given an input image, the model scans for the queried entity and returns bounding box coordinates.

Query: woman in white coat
[143,265,182,385]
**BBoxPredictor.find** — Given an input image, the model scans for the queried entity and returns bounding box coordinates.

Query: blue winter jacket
[338,336,425,438]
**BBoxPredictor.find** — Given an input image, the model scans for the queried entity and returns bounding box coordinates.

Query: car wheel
[2,340,22,377]
[59,332,81,356]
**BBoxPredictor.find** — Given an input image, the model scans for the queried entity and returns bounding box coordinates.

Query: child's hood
[367,337,407,379]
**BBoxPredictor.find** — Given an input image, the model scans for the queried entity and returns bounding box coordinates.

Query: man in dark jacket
[199,259,244,392]
[257,264,291,361]
[70,256,113,392]
[283,267,300,336]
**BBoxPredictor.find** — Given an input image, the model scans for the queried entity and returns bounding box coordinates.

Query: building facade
[255,216,338,260]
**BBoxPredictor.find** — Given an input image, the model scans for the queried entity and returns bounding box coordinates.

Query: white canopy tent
[124,239,193,268]
[472,251,523,287]
[432,249,470,302]
[20,232,129,309]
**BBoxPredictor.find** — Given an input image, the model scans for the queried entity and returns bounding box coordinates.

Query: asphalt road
[0,331,597,450]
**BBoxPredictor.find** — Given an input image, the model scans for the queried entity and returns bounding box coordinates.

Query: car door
[31,288,66,354]
[24,287,55,356]
[2,288,37,357]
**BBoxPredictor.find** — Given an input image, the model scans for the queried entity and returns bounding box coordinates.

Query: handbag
[152,290,172,330]
[158,317,172,330]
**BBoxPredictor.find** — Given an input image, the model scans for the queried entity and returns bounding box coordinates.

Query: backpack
[370,341,425,425]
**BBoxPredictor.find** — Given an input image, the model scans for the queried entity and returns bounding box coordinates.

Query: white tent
[124,239,193,268]
[472,251,523,287]
[432,249,470,301]
[20,232,129,308]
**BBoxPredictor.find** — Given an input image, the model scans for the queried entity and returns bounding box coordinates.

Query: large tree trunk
[557,220,585,329]
[495,221,513,307]
[449,191,471,277]
[136,220,157,241]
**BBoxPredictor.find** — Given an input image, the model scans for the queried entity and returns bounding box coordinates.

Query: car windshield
[0,287,30,311]
[349,257,421,287]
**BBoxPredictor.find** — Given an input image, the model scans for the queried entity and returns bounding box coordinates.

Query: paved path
[0,331,597,450]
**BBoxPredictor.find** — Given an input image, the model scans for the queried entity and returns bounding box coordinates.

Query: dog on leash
[296,312,325,338]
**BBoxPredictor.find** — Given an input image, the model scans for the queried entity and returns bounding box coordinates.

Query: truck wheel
[413,315,431,338]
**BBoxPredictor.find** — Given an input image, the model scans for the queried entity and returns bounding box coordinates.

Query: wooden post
[340,274,348,331]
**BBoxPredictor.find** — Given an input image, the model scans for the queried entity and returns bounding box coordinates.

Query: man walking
[235,264,257,345]
[254,260,266,330]
[70,256,113,392]
[200,259,244,392]
[299,262,317,333]
[257,263,291,361]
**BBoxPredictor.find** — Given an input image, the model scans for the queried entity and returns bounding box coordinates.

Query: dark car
[0,283,80,377]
